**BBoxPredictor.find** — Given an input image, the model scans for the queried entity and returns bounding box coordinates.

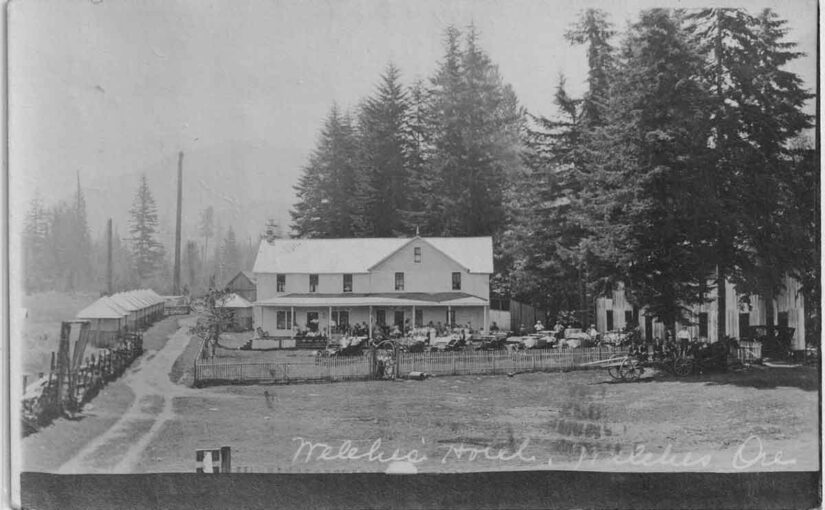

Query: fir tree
[356,63,415,236]
[128,174,165,281]
[291,105,361,238]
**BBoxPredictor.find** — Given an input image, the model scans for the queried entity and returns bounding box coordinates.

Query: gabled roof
[253,237,493,274]
[76,297,128,320]
[111,292,145,311]
[241,271,257,283]
[219,293,253,308]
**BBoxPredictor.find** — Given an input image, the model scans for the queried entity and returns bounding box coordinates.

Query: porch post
[291,306,295,337]
[369,306,373,341]
[447,305,452,328]
[412,305,416,330]
[329,305,333,336]
[484,305,489,334]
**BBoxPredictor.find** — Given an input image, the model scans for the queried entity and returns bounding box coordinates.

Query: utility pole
[106,218,113,295]
[173,151,183,295]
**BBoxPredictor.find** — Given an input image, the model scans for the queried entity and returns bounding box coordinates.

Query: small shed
[219,293,254,331]
[109,293,143,330]
[226,271,257,302]
[76,296,129,347]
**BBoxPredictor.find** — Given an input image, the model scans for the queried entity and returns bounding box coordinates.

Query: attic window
[414,247,422,263]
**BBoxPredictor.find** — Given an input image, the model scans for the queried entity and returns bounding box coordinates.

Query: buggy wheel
[619,358,642,381]
[673,357,694,377]
[606,356,625,380]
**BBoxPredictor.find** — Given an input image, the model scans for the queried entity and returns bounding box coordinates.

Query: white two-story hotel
[252,237,494,339]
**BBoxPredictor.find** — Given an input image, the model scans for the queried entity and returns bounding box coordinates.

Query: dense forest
[21,8,818,340]
[289,9,818,337]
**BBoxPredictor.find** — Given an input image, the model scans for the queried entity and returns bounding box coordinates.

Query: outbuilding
[219,293,254,331]
[76,296,129,347]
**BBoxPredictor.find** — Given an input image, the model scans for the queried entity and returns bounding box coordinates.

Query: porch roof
[255,292,488,307]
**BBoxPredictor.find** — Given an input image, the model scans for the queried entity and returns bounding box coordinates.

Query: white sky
[8,0,819,242]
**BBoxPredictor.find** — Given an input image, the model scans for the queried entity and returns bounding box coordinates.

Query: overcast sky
[9,0,818,243]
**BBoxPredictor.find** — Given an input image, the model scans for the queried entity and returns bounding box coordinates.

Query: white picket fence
[193,347,628,385]
[736,342,762,363]
[397,347,628,376]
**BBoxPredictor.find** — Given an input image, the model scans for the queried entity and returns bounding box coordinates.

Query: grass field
[135,364,820,474]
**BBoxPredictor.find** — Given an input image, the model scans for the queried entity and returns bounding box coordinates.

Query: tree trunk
[764,288,775,339]
[716,266,726,342]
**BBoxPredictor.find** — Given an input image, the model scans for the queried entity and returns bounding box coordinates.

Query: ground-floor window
[376,309,386,325]
[394,311,405,328]
[446,309,455,327]
[624,310,633,327]
[306,311,319,332]
[739,313,750,337]
[415,309,423,328]
[276,310,292,330]
[778,311,789,329]
[332,310,349,333]
[606,310,614,331]
[698,312,708,338]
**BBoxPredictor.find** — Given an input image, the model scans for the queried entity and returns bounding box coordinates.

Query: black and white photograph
[6,0,821,508]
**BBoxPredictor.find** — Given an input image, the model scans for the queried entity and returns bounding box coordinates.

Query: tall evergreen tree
[506,9,615,321]
[291,105,361,238]
[565,8,615,127]
[425,25,523,237]
[356,63,415,236]
[221,226,241,280]
[128,174,165,281]
[71,172,93,289]
[199,206,214,262]
[687,8,813,337]
[22,193,49,292]
[584,9,715,335]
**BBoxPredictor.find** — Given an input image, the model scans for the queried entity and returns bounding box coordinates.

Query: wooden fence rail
[193,347,632,386]
[194,343,764,386]
[22,334,143,436]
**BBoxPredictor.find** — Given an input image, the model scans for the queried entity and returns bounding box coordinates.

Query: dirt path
[58,318,206,474]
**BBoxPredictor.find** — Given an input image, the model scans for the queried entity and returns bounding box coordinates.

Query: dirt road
[57,318,204,474]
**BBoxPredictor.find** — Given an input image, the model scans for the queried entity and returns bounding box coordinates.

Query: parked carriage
[587,338,738,381]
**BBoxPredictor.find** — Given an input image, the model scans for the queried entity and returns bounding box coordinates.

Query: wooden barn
[225,271,257,302]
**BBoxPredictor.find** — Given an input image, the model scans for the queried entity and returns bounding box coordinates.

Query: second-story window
[343,274,353,293]
[414,247,422,263]
[309,274,318,293]
[276,274,285,293]
[395,272,404,291]
[452,272,461,290]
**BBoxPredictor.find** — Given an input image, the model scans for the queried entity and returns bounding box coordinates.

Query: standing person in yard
[677,326,691,356]
[588,324,599,341]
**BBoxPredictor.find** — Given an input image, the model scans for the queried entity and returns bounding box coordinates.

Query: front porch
[253,292,490,342]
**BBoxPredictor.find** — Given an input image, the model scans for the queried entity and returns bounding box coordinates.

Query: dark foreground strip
[21,471,821,510]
